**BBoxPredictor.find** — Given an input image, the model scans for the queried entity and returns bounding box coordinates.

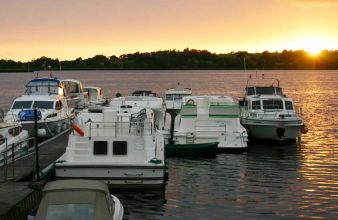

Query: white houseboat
[84,86,108,106]
[240,77,303,141]
[166,95,248,154]
[4,78,73,138]
[164,83,192,110]
[61,79,88,110]
[55,91,166,188]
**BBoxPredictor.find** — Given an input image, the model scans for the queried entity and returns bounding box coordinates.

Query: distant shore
[1,49,337,72]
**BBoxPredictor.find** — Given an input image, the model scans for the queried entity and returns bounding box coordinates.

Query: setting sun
[292,36,335,55]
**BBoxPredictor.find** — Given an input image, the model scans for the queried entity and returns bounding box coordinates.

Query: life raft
[71,124,84,136]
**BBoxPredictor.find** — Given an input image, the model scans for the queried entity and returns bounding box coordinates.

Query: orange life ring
[71,124,84,136]
[301,124,308,134]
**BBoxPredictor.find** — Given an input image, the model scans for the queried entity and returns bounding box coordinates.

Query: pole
[34,107,40,181]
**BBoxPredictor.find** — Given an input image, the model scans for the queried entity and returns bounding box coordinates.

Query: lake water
[0,70,337,219]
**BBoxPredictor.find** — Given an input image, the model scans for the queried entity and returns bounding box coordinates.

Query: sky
[1,0,338,61]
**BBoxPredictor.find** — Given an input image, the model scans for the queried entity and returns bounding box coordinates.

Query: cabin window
[113,141,127,155]
[33,101,54,109]
[55,101,63,110]
[251,100,261,110]
[12,101,32,109]
[166,94,173,100]
[263,99,283,110]
[93,141,108,155]
[45,204,94,220]
[285,101,293,110]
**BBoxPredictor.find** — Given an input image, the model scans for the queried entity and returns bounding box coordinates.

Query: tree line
[1,49,337,72]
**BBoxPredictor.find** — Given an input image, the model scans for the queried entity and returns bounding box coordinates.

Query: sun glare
[297,37,332,55]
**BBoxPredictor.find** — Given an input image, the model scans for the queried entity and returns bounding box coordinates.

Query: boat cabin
[24,78,65,96]
[132,90,157,97]
[34,180,122,220]
[165,85,192,110]
[61,79,88,109]
[245,86,283,96]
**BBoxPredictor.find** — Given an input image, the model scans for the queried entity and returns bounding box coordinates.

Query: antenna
[243,56,246,73]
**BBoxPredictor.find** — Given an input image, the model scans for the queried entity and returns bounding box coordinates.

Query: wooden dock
[0,129,71,219]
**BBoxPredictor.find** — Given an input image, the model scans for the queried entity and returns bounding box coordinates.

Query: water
[0,70,337,219]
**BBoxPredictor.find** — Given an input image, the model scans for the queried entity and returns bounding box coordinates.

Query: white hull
[22,117,71,138]
[0,130,29,165]
[55,163,165,188]
[172,131,248,150]
[241,118,302,141]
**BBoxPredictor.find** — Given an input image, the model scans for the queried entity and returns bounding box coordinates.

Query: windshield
[45,204,95,220]
[12,101,32,109]
[263,99,283,110]
[33,101,54,109]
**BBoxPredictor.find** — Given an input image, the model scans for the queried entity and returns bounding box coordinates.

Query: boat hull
[241,118,302,141]
[55,164,166,188]
[22,117,71,138]
[165,142,218,156]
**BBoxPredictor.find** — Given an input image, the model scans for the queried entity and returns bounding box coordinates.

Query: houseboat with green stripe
[165,96,248,154]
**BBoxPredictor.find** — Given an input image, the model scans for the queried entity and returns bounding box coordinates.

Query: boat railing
[88,121,149,139]
[0,137,35,180]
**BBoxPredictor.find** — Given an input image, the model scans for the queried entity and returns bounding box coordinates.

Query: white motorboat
[165,83,192,110]
[34,180,123,220]
[4,78,73,138]
[166,95,248,153]
[55,91,166,188]
[84,86,108,106]
[61,79,89,110]
[0,121,29,165]
[240,76,303,141]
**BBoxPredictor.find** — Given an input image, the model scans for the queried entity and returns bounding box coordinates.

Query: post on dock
[34,106,40,181]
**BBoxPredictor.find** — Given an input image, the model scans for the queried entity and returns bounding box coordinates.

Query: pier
[0,129,70,220]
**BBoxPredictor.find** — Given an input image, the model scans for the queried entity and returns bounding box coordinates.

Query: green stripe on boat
[181,115,197,118]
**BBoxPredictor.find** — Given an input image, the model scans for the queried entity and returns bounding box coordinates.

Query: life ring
[186,99,195,106]
[71,124,84,136]
[301,124,308,134]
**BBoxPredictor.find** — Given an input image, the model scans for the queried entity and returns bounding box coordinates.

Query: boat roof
[246,86,283,96]
[13,95,60,102]
[182,95,237,104]
[61,79,82,84]
[43,180,109,195]
[84,86,102,91]
[165,87,192,95]
[132,90,157,97]
[27,77,61,85]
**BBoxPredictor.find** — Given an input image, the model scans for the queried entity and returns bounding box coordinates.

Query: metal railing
[1,137,35,180]
[88,121,151,139]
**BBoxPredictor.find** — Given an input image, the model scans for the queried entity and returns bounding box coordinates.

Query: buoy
[71,124,84,136]
[301,124,308,134]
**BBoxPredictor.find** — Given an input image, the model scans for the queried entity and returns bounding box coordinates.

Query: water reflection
[0,70,337,219]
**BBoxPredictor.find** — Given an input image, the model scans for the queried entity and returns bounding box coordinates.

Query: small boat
[165,82,192,110]
[166,96,248,153]
[33,180,123,220]
[84,86,108,106]
[0,121,29,165]
[61,79,89,110]
[165,142,218,156]
[240,75,303,141]
[4,77,73,138]
[55,91,166,188]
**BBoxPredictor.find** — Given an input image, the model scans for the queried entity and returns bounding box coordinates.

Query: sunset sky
[1,0,338,61]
